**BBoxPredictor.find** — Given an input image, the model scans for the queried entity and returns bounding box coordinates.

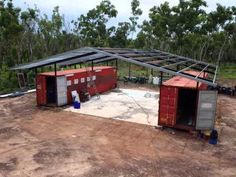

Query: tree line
[0,0,236,93]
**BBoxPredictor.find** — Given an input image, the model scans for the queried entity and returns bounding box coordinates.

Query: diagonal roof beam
[195,64,210,79]
[177,62,202,73]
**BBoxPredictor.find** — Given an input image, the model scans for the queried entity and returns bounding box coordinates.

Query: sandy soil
[0,91,235,177]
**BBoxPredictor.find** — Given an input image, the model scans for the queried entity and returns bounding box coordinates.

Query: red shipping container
[36,66,117,106]
[36,75,47,105]
[158,71,217,131]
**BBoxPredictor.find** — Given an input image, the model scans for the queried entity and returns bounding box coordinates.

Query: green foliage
[0,64,18,94]
[109,22,131,47]
[130,0,143,34]
[73,0,117,46]
[109,0,143,47]
[219,63,236,79]
[135,0,236,65]
[0,0,236,94]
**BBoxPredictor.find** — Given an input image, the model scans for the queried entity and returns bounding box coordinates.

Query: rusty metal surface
[163,71,208,89]
[158,85,178,127]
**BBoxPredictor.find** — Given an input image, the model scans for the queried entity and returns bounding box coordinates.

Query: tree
[129,0,142,38]
[136,0,236,63]
[0,0,23,66]
[38,6,65,54]
[73,0,117,46]
[109,0,142,48]
[109,22,131,47]
[0,0,236,94]
[20,7,39,62]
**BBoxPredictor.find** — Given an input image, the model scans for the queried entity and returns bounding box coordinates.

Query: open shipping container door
[57,76,67,106]
[196,90,217,130]
[159,86,178,127]
[36,75,46,105]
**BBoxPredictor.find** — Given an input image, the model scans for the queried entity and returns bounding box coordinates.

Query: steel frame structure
[11,47,218,86]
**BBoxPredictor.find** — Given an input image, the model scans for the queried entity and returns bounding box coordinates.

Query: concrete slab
[65,89,159,126]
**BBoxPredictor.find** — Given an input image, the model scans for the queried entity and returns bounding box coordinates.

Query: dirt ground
[0,88,236,177]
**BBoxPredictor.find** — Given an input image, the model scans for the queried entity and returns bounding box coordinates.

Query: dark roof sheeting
[10,48,95,70]
[57,53,115,66]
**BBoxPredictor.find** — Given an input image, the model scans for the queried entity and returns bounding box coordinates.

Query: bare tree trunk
[202,42,209,61]
[217,38,227,65]
[199,41,207,61]
[17,38,22,65]
[28,33,33,62]
[177,46,182,55]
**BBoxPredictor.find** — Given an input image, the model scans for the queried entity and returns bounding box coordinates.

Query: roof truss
[10,47,218,86]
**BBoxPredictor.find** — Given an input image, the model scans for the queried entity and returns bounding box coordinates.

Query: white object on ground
[153,77,160,85]
[71,90,80,102]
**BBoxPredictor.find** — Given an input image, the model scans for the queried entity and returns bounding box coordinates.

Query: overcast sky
[14,0,236,27]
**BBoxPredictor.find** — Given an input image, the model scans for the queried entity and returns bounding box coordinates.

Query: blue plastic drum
[73,101,80,109]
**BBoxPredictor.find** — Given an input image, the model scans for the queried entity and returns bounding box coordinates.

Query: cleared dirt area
[0,89,236,177]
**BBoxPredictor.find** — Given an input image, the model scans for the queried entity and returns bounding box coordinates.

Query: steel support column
[128,63,131,78]
[34,68,38,87]
[54,63,57,76]
[34,68,37,75]
[146,69,149,77]
[160,71,163,86]
[115,59,118,69]
[54,63,58,105]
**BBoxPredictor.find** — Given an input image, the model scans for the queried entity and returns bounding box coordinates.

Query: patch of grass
[218,63,236,79]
